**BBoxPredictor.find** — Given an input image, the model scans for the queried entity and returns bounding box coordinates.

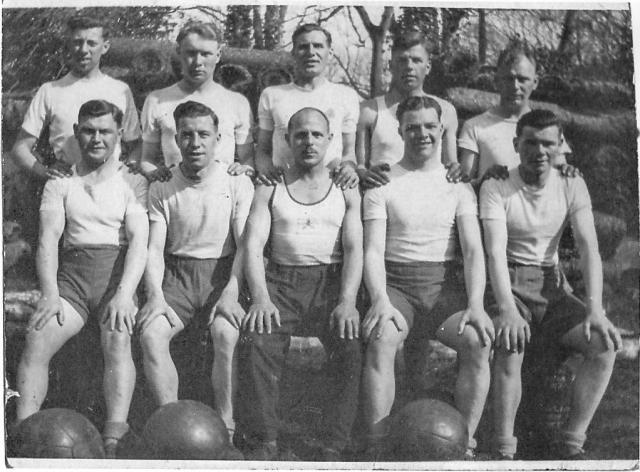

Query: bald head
[287,107,330,134]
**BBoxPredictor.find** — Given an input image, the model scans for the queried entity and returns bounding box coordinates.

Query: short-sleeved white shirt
[458,108,571,179]
[479,168,591,266]
[141,82,253,167]
[363,165,477,263]
[39,164,148,247]
[258,80,360,168]
[148,163,254,259]
[21,71,141,165]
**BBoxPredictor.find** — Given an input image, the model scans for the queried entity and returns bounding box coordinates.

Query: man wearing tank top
[361,96,493,460]
[356,31,462,189]
[458,41,576,188]
[254,23,359,189]
[239,107,363,461]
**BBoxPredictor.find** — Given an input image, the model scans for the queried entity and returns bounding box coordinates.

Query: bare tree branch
[347,7,367,46]
[332,53,368,99]
[317,6,343,24]
[354,6,375,34]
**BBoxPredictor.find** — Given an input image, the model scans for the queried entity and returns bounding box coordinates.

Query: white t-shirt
[21,71,141,165]
[269,182,345,266]
[40,164,148,247]
[148,163,254,259]
[258,80,360,168]
[458,108,571,179]
[479,168,591,266]
[363,165,477,263]
[141,82,253,166]
[370,94,457,167]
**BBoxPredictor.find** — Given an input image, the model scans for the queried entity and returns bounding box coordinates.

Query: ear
[174,133,180,147]
[532,74,539,91]
[328,132,334,142]
[513,136,519,152]
[397,126,403,138]
[102,39,111,55]
[284,133,289,144]
[73,123,79,137]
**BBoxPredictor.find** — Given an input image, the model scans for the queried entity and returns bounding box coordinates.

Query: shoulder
[216,84,250,106]
[99,73,133,92]
[359,97,379,124]
[146,83,180,102]
[261,83,291,98]
[340,184,361,204]
[43,175,71,195]
[229,173,255,192]
[329,82,359,102]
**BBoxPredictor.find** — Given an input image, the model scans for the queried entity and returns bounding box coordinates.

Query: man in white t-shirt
[361,96,493,459]
[356,31,462,188]
[239,108,362,461]
[14,100,149,458]
[480,110,620,460]
[458,41,574,187]
[137,101,253,457]
[11,15,141,180]
[138,22,254,182]
[254,23,359,189]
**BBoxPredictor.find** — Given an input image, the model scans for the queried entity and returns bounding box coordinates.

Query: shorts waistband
[385,260,458,269]
[507,261,558,272]
[266,260,342,273]
[165,254,233,262]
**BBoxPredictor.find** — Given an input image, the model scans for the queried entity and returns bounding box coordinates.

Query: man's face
[496,55,538,109]
[398,107,443,161]
[515,125,561,176]
[177,33,221,87]
[292,30,331,78]
[175,115,219,173]
[67,27,109,77]
[390,44,431,93]
[74,113,121,166]
[286,111,331,168]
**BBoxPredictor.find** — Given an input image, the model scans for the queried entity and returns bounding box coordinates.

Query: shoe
[490,452,515,460]
[553,444,589,460]
[464,447,476,460]
[104,440,118,459]
[222,444,245,460]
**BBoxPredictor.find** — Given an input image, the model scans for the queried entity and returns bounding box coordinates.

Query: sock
[559,430,587,454]
[103,421,130,442]
[494,435,517,457]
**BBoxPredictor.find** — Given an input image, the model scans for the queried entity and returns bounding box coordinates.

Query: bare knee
[101,329,132,362]
[140,318,174,361]
[212,316,239,353]
[493,350,524,377]
[455,329,491,366]
[366,325,405,367]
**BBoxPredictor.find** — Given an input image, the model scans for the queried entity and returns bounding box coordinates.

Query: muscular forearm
[462,246,486,308]
[364,250,388,303]
[339,248,362,304]
[143,248,166,299]
[487,252,517,314]
[36,243,60,297]
[580,248,604,312]
[117,238,147,298]
[245,244,270,302]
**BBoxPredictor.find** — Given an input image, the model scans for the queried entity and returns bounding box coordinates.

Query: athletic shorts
[486,263,585,348]
[264,261,342,336]
[385,260,468,340]
[57,245,127,322]
[162,255,233,327]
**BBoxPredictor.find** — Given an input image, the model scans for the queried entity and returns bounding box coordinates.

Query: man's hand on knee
[29,294,65,331]
[493,309,530,353]
[583,310,622,352]
[456,306,495,347]
[102,293,137,335]
[362,298,403,342]
[242,299,280,334]
[329,301,360,340]
[136,296,181,335]
[210,292,245,330]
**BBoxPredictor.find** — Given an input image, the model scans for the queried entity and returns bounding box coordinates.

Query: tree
[225,5,252,48]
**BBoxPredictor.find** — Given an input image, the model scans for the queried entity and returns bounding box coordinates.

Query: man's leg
[437,311,491,454]
[15,299,85,423]
[363,316,409,445]
[139,316,184,405]
[210,316,239,436]
[558,323,616,456]
[491,348,524,459]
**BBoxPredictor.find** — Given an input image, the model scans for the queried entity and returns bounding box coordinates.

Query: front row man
[481,109,620,460]
[15,100,149,458]
[239,107,363,461]
[137,101,254,446]
[361,96,494,459]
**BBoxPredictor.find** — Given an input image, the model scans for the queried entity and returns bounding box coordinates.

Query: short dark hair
[392,30,431,55]
[67,14,109,39]
[516,109,562,137]
[497,39,537,72]
[292,23,332,47]
[173,101,219,130]
[176,22,222,46]
[396,96,442,123]
[287,107,330,133]
[78,100,122,127]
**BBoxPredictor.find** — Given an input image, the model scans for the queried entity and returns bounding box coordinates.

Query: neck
[518,164,549,187]
[70,67,101,80]
[77,153,117,177]
[289,161,327,181]
[293,74,325,90]
[178,78,215,95]
[180,161,215,182]
[496,100,530,120]
[388,85,424,102]
[398,152,439,172]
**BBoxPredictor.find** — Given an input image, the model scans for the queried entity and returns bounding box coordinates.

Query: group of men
[10,14,621,462]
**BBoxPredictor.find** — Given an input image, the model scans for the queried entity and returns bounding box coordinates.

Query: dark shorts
[163,255,233,327]
[57,245,127,322]
[264,261,342,336]
[386,260,468,340]
[486,264,585,347]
